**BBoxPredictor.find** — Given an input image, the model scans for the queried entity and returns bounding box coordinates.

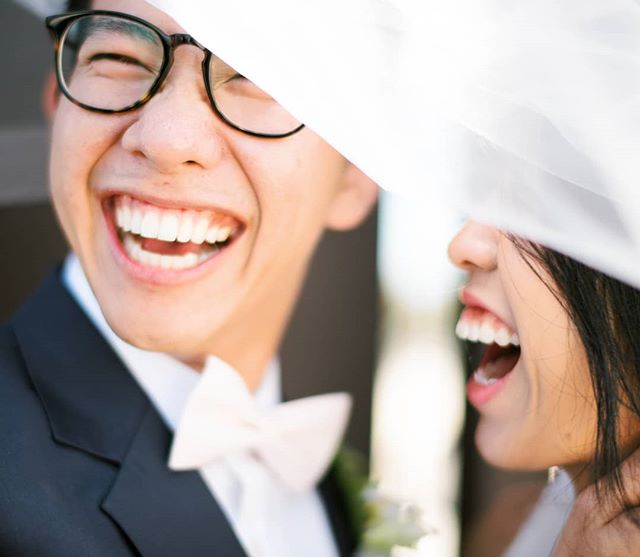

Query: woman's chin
[474,425,550,472]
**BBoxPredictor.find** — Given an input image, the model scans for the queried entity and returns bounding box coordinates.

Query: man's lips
[105,193,244,272]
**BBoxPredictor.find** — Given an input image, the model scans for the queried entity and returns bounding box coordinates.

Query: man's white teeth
[192,215,210,245]
[177,210,197,243]
[158,212,179,242]
[456,316,519,347]
[130,208,143,234]
[123,235,212,270]
[115,200,234,245]
[206,226,232,244]
[140,209,160,239]
[473,368,498,386]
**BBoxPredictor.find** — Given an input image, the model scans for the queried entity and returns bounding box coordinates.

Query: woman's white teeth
[114,198,234,246]
[123,235,212,270]
[473,368,498,386]
[456,315,519,347]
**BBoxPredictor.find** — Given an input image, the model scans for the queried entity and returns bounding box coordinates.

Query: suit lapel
[102,405,246,557]
[12,270,246,557]
[318,464,359,557]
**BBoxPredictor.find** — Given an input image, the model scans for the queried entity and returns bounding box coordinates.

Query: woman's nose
[120,65,226,174]
[447,220,500,272]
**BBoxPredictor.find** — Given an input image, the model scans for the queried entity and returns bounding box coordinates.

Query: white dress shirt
[62,254,339,557]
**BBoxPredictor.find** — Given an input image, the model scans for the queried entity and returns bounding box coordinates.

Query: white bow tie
[168,360,352,493]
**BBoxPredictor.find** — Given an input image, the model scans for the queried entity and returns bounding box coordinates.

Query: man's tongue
[141,238,203,256]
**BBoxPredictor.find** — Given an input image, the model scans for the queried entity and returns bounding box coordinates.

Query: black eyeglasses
[45,10,305,139]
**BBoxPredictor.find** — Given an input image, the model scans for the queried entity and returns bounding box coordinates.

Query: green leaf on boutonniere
[332,446,370,545]
[332,447,431,556]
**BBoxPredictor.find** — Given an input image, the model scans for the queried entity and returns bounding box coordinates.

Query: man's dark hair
[512,237,640,521]
[67,0,89,11]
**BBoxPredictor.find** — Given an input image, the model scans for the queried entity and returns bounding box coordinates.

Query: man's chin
[105,313,210,364]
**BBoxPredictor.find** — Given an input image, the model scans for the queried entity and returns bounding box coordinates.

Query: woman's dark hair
[513,238,640,509]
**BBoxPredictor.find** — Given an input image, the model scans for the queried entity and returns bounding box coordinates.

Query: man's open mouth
[107,195,243,271]
[455,306,521,386]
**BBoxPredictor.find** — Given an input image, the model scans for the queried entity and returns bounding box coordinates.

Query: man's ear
[42,71,59,122]
[325,164,379,231]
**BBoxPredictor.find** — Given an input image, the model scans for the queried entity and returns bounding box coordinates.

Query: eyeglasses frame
[45,10,305,139]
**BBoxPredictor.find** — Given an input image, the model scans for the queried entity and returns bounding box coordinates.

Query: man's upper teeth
[455,315,519,347]
[115,198,233,245]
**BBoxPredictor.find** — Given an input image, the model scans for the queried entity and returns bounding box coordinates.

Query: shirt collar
[61,254,282,431]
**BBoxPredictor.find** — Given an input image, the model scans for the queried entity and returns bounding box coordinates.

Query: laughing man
[0,1,378,556]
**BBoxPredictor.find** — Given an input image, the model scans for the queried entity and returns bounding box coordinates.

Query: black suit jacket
[0,270,356,557]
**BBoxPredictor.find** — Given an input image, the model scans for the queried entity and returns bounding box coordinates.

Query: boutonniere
[333,448,431,557]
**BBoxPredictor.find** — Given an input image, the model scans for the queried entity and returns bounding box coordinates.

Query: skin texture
[46,0,377,389]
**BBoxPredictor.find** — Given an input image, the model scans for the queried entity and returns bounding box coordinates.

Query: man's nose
[120,71,226,173]
[447,220,499,272]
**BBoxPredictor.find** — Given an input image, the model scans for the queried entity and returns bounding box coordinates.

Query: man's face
[48,0,376,380]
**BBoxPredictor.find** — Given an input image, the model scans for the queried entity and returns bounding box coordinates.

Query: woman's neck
[563,463,593,493]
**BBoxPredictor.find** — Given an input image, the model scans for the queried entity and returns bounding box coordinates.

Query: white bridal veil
[147,0,640,289]
[16,0,640,288]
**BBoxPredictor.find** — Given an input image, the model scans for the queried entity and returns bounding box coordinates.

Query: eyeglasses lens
[209,59,302,136]
[60,15,164,112]
[58,14,302,136]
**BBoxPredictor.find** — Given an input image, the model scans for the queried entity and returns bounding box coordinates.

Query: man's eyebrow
[80,17,160,45]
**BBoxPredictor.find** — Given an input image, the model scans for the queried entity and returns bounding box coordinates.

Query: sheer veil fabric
[16,0,640,287]
[147,0,640,289]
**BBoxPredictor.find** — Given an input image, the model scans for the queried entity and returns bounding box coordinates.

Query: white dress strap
[503,469,575,557]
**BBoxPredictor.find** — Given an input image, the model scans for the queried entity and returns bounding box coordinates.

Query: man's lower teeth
[123,235,214,270]
[473,368,498,386]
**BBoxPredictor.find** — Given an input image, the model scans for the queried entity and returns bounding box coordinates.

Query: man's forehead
[91,0,184,34]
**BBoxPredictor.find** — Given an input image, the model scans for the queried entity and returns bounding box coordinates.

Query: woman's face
[448,221,602,473]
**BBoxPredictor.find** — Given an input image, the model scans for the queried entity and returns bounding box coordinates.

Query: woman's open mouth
[456,306,521,406]
[104,194,244,272]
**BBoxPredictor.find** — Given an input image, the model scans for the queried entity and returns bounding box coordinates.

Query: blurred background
[1,3,546,556]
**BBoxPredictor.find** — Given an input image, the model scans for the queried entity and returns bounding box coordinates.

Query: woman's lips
[466,370,514,407]
[459,289,516,333]
[456,292,521,407]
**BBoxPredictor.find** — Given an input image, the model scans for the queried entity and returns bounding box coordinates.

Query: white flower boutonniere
[332,448,432,557]
[356,486,432,557]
